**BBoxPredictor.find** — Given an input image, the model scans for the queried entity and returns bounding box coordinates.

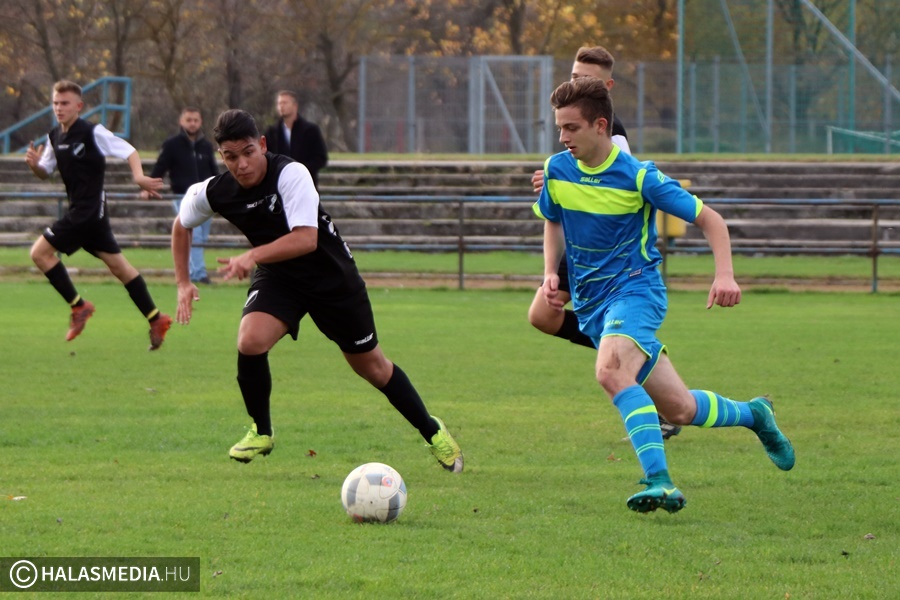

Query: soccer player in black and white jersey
[528,46,681,440]
[171,109,464,470]
[24,80,173,350]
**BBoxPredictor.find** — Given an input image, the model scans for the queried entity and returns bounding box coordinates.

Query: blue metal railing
[1,192,898,291]
[0,77,133,154]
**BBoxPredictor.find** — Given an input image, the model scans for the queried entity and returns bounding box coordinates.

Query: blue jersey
[533,146,703,318]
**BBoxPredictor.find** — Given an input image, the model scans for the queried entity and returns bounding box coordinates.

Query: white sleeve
[612,134,632,156]
[93,124,137,160]
[38,141,57,175]
[278,162,319,229]
[178,179,216,229]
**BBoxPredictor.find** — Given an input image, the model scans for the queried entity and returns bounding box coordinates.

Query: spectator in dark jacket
[263,91,328,189]
[146,107,218,283]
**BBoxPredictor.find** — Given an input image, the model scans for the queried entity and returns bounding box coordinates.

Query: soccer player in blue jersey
[530,46,681,441]
[533,77,794,513]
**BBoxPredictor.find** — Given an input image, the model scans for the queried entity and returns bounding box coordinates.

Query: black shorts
[242,271,378,354]
[43,196,121,257]
[556,258,570,294]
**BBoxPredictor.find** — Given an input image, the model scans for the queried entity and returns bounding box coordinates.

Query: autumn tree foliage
[0,0,896,150]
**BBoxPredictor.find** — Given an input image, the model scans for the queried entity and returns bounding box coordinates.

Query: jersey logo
[72,143,85,158]
[579,176,602,184]
[244,290,259,308]
[657,171,666,183]
[266,194,282,215]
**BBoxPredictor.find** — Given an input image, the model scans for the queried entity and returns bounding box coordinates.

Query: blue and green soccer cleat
[427,416,464,473]
[229,423,274,463]
[749,397,795,471]
[626,470,686,513]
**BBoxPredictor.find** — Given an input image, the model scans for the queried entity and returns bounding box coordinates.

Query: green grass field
[1,281,898,598]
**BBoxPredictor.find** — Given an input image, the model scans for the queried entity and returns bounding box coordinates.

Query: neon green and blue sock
[613,385,667,477]
[690,390,754,428]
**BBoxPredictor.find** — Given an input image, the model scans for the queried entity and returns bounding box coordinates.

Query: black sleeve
[207,142,219,175]
[612,115,628,139]
[306,124,328,172]
[149,140,172,179]
[262,126,279,154]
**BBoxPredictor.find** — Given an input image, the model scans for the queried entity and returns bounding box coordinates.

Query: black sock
[45,262,81,306]
[124,275,159,321]
[554,310,595,349]
[237,352,272,435]
[378,364,438,441]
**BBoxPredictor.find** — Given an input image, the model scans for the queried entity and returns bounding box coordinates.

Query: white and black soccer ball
[340,462,407,523]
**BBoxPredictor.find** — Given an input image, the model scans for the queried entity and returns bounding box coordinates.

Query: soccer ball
[340,462,407,523]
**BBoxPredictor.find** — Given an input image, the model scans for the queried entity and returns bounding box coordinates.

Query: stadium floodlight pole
[676,0,684,154]
[358,56,367,153]
[798,0,900,104]
[848,0,856,145]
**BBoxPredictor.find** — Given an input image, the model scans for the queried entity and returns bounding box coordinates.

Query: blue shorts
[581,286,668,385]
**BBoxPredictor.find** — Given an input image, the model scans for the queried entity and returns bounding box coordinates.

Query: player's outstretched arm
[25,142,49,179]
[217,226,318,281]
[172,217,200,324]
[126,151,164,198]
[693,206,741,309]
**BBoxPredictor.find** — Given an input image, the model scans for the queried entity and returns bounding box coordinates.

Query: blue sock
[613,385,667,477]
[690,390,754,428]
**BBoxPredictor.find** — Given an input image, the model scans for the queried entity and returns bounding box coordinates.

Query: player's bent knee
[527,302,560,334]
[236,333,276,356]
[30,239,55,269]
[346,351,393,388]
[595,369,633,399]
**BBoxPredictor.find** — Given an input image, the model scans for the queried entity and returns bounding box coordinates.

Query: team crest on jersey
[266,194,282,215]
[73,143,85,158]
[657,171,666,183]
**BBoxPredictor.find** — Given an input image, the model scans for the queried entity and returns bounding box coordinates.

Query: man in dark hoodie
[263,91,328,189]
[147,107,218,283]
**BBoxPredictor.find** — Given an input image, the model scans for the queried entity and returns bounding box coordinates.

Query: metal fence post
[457,199,465,290]
[871,203,879,293]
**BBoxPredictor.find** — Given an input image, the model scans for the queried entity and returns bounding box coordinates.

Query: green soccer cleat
[626,470,686,514]
[749,397,795,471]
[427,417,464,473]
[229,423,274,463]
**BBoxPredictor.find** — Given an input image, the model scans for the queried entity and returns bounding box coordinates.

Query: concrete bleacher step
[2,157,899,252]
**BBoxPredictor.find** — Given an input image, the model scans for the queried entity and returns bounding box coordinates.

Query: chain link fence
[358,1,900,156]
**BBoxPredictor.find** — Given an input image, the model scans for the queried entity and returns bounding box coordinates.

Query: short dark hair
[181,106,202,116]
[276,90,298,103]
[575,46,615,73]
[53,80,82,97]
[550,77,613,135]
[214,109,260,144]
